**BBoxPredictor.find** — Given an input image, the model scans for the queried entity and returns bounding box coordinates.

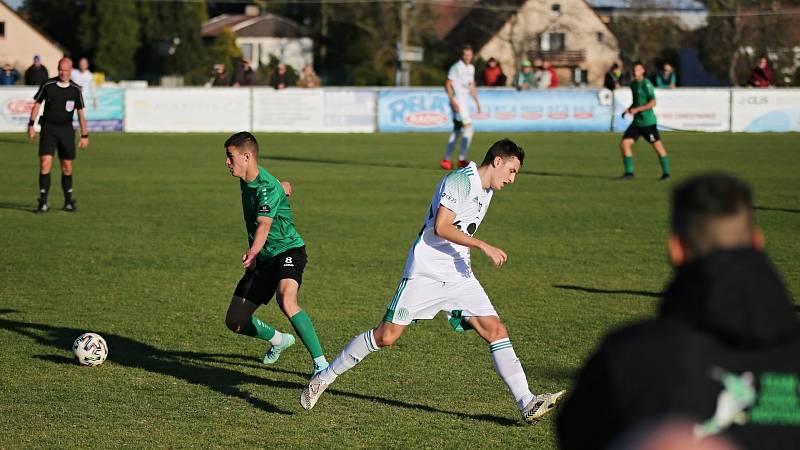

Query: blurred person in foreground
[297,64,321,88]
[25,55,49,87]
[557,173,800,450]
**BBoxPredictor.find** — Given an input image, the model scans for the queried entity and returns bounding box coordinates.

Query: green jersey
[240,166,304,260]
[630,77,657,127]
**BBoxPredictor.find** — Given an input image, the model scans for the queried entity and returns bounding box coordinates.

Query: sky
[5,0,22,10]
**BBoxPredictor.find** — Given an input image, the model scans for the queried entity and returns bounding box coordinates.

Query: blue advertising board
[78,88,124,131]
[378,89,613,132]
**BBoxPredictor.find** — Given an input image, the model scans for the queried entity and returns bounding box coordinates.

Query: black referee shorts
[234,246,307,306]
[39,124,76,160]
[623,123,660,144]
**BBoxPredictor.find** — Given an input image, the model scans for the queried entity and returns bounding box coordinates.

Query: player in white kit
[301,139,565,424]
[440,45,481,171]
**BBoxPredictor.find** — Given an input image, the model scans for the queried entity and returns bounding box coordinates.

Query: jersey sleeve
[645,80,656,101]
[255,182,281,219]
[439,171,471,212]
[75,87,85,110]
[33,83,46,103]
[447,63,458,82]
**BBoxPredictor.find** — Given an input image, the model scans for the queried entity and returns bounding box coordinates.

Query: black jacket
[557,249,800,450]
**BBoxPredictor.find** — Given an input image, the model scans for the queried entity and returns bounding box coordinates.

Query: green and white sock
[240,317,277,342]
[490,338,534,409]
[289,310,325,359]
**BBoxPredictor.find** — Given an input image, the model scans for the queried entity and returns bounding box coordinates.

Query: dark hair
[481,138,525,167]
[461,44,473,53]
[632,60,645,69]
[610,63,619,70]
[671,173,754,255]
[224,131,259,155]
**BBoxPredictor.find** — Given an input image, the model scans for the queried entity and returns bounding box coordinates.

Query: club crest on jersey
[65,100,75,112]
[258,204,271,214]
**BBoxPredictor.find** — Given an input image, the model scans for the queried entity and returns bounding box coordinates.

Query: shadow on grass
[553,284,662,299]
[754,206,800,214]
[0,202,35,213]
[2,312,519,426]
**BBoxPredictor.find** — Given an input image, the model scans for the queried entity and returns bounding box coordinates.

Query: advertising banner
[0,87,38,132]
[378,89,613,132]
[125,88,250,132]
[731,89,800,132]
[613,88,731,132]
[82,87,124,131]
[252,89,375,132]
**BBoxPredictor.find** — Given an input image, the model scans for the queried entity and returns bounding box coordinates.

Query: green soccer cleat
[520,390,566,424]
[263,333,295,365]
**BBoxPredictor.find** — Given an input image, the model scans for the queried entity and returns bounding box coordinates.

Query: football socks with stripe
[490,338,535,410]
[318,329,379,384]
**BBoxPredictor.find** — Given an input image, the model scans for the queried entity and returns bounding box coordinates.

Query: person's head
[669,173,764,266]
[663,62,673,73]
[610,62,619,72]
[632,61,645,80]
[521,60,532,73]
[79,57,89,71]
[303,64,313,75]
[758,56,769,68]
[224,131,260,178]
[533,57,543,69]
[57,57,73,82]
[487,57,498,67]
[3,63,11,72]
[277,63,286,74]
[242,59,251,69]
[461,45,474,64]
[214,64,225,74]
[33,55,41,66]
[542,59,552,69]
[480,138,525,190]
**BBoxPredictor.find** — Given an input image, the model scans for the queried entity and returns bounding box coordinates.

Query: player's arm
[444,79,459,112]
[243,216,273,269]
[469,82,481,113]
[433,205,507,267]
[77,108,89,149]
[280,181,292,197]
[27,102,41,140]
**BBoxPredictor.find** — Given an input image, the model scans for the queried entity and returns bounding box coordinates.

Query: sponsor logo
[574,112,594,119]
[739,96,768,105]
[495,111,516,120]
[258,204,271,214]
[388,94,450,126]
[522,112,543,120]
[404,111,449,127]
[548,111,569,120]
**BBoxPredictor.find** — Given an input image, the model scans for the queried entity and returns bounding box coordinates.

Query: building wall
[235,37,313,72]
[479,0,619,87]
[0,3,63,80]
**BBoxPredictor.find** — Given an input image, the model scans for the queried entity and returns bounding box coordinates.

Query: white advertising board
[125,88,250,132]
[252,88,375,132]
[614,88,730,132]
[0,87,41,132]
[731,89,800,132]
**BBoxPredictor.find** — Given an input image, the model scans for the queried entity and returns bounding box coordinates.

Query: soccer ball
[72,333,109,367]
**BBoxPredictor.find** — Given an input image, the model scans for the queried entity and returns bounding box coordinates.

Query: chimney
[244,5,260,16]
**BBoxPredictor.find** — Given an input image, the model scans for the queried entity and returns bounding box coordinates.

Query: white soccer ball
[72,332,109,367]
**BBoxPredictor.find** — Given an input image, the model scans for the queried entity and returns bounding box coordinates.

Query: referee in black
[27,57,89,213]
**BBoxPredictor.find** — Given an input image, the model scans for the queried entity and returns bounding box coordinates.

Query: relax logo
[388,94,450,126]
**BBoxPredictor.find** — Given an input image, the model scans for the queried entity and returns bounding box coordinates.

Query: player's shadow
[0,201,35,212]
[754,206,800,214]
[1,312,519,426]
[553,284,662,299]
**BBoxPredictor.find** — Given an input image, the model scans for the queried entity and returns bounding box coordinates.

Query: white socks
[318,329,379,383]
[489,338,535,409]
[443,131,461,159]
[269,330,284,346]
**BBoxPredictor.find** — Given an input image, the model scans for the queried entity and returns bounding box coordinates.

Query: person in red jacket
[748,56,772,88]
[482,57,506,86]
[543,59,558,88]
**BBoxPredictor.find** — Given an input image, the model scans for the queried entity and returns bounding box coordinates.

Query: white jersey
[70,69,95,99]
[447,60,475,104]
[402,162,493,282]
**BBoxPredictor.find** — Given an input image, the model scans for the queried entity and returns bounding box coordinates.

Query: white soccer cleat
[300,374,329,410]
[520,390,566,424]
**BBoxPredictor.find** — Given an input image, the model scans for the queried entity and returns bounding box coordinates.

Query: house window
[241,43,254,62]
[572,68,588,86]
[596,32,604,43]
[0,22,5,38]
[551,4,561,16]
[540,33,566,52]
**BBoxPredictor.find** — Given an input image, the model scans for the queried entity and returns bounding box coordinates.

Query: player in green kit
[223,131,328,375]
[619,61,671,181]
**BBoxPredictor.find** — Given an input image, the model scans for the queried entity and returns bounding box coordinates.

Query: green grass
[0,132,797,449]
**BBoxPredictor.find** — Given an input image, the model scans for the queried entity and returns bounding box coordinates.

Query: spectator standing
[557,173,800,450]
[748,56,772,88]
[1,64,21,85]
[25,56,49,86]
[270,63,295,90]
[232,59,256,87]
[297,64,321,88]
[70,57,97,109]
[604,63,624,90]
[533,58,551,89]
[543,60,558,88]
[482,57,506,86]
[514,60,535,90]
[211,64,229,86]
[655,62,677,88]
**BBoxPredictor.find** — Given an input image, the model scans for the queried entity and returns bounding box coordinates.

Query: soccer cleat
[439,159,453,170]
[312,360,329,377]
[263,333,295,365]
[457,159,469,168]
[619,173,635,180]
[520,390,566,424]
[300,373,330,410]
[63,200,77,212]
[35,199,49,214]
[659,174,672,182]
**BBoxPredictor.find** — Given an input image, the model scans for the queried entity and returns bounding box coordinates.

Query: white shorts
[452,99,472,125]
[383,276,497,326]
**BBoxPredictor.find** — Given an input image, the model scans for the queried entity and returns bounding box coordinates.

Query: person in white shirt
[70,57,97,109]
[301,139,566,424]
[440,45,481,170]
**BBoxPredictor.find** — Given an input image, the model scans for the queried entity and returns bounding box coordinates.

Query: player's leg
[619,124,639,179]
[227,267,293,361]
[36,127,57,213]
[644,127,671,180]
[441,119,463,170]
[275,278,328,373]
[458,123,474,167]
[57,127,77,211]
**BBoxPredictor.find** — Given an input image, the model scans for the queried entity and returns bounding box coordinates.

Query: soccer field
[1,131,798,448]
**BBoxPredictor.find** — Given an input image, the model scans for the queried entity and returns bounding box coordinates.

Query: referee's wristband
[28,119,34,127]
[81,134,89,138]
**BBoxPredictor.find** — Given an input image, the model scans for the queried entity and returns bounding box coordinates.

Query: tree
[137,0,208,83]
[21,0,84,56]
[610,16,686,71]
[78,0,140,80]
[208,28,242,76]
